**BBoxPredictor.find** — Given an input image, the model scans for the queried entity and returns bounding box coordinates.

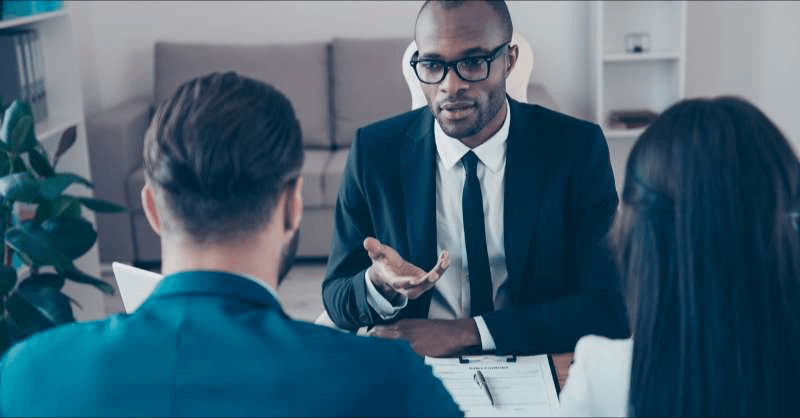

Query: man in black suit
[322,0,629,356]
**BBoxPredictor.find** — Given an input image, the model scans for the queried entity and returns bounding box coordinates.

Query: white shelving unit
[1,7,105,321]
[590,1,687,191]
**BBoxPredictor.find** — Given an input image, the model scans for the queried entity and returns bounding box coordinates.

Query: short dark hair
[143,72,304,243]
[416,0,513,42]
[610,96,800,416]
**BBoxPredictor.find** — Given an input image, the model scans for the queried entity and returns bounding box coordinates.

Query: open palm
[364,237,449,300]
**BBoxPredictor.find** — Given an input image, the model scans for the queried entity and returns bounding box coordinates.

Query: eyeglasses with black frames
[410,41,511,84]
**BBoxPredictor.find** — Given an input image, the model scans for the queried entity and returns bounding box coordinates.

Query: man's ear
[141,183,162,236]
[505,44,519,78]
[283,177,304,233]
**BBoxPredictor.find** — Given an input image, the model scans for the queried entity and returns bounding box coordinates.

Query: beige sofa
[86,38,558,265]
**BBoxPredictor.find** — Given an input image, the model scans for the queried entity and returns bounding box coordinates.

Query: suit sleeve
[482,126,630,354]
[321,130,386,330]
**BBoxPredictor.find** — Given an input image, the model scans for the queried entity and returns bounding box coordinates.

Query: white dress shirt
[365,100,511,351]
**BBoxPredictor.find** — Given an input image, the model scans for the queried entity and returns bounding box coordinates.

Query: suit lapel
[504,100,548,297]
[400,109,437,314]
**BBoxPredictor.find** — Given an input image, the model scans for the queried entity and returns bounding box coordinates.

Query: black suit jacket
[322,99,630,354]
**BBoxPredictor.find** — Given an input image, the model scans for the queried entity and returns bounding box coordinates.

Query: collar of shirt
[433,98,510,173]
[230,271,281,303]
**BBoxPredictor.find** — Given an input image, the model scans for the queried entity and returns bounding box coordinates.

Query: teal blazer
[0,271,461,417]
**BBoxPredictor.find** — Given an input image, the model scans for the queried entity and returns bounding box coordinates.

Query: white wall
[686,1,800,151]
[755,2,800,153]
[68,0,591,119]
[70,1,800,148]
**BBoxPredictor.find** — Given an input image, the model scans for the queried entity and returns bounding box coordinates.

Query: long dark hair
[610,96,800,416]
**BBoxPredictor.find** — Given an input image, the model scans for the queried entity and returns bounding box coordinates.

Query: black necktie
[461,151,493,316]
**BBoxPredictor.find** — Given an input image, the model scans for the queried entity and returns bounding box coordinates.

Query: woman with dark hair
[559,96,800,416]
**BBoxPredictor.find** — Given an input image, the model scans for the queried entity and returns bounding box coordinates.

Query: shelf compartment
[602,59,681,122]
[602,1,684,55]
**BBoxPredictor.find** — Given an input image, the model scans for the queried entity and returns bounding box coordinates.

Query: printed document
[425,354,560,417]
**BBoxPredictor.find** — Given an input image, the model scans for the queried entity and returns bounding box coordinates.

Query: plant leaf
[35,196,83,224]
[40,217,97,260]
[0,172,39,203]
[9,115,37,155]
[5,222,73,272]
[28,148,55,178]
[5,285,74,338]
[11,156,25,174]
[0,101,32,147]
[49,172,93,188]
[0,154,10,176]
[0,266,16,296]
[75,197,126,213]
[38,174,91,201]
[17,272,64,291]
[53,126,77,163]
[63,266,114,294]
[0,316,15,355]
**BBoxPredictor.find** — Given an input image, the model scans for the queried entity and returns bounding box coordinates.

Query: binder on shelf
[0,29,47,122]
[0,31,26,108]
[29,30,47,121]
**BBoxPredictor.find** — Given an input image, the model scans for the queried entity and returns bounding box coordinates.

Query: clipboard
[426,354,561,417]
[456,354,562,394]
[547,354,562,394]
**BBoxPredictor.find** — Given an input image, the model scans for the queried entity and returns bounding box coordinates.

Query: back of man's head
[143,72,304,243]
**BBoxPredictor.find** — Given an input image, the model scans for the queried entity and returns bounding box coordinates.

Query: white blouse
[559,335,633,417]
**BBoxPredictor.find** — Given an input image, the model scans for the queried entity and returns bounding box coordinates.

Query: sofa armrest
[527,83,559,112]
[86,96,153,205]
[86,96,154,263]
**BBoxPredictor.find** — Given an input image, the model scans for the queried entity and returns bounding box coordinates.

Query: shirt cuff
[473,316,497,351]
[364,267,407,320]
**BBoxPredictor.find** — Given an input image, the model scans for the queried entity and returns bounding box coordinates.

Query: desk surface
[316,311,576,390]
[551,352,574,390]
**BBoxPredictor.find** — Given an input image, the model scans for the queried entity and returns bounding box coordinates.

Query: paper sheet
[425,354,560,417]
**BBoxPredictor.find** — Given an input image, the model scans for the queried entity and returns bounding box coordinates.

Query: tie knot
[462,151,479,177]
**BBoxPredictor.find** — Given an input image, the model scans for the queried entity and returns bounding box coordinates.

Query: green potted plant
[0,99,125,354]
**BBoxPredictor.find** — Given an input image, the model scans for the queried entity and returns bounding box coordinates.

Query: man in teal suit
[0,72,461,417]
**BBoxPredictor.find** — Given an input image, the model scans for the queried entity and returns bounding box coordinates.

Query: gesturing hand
[364,237,449,302]
[368,318,482,357]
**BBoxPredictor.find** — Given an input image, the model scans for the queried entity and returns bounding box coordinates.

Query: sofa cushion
[154,42,331,149]
[301,150,327,208]
[322,149,350,207]
[126,167,146,211]
[331,38,412,148]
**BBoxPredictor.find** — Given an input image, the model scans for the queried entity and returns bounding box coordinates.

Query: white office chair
[401,32,535,109]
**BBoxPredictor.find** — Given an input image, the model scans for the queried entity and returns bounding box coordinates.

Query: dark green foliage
[0,100,126,354]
